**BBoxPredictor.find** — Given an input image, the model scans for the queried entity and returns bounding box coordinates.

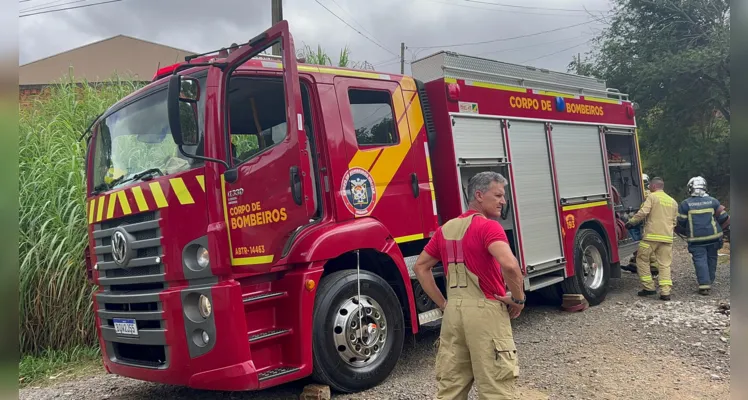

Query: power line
[475,34,589,56]
[519,39,592,64]
[465,0,608,13]
[21,0,85,13]
[371,55,401,66]
[314,0,398,57]
[20,0,124,17]
[328,0,388,50]
[416,0,599,17]
[411,18,605,50]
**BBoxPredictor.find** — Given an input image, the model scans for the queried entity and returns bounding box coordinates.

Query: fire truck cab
[84,21,644,394]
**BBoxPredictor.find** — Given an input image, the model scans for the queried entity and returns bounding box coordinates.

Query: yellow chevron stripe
[131,186,149,212]
[562,200,608,211]
[395,233,425,243]
[96,196,105,222]
[170,178,195,205]
[116,190,132,215]
[424,143,434,181]
[535,90,576,99]
[149,182,168,208]
[220,175,236,265]
[233,255,275,266]
[88,199,96,224]
[362,91,416,198]
[584,96,621,104]
[105,193,117,219]
[466,80,527,93]
[400,76,417,91]
[196,175,205,192]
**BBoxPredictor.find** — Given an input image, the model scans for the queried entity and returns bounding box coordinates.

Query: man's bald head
[650,177,664,191]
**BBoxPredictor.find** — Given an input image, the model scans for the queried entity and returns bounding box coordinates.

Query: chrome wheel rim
[582,245,604,290]
[332,295,388,367]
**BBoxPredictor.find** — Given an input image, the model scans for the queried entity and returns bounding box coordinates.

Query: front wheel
[311,269,405,393]
[560,229,611,306]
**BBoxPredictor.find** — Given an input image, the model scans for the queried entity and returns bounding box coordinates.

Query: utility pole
[400,42,405,74]
[271,0,283,56]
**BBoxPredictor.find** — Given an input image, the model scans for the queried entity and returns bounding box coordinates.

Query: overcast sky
[19,0,613,74]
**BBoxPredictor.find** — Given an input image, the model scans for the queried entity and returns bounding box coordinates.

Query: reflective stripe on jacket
[677,196,727,244]
[629,190,678,243]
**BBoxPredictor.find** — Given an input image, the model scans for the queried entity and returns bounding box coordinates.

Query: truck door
[220,21,317,270]
[333,77,424,242]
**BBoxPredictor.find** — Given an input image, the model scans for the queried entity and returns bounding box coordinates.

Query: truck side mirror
[167,75,200,147]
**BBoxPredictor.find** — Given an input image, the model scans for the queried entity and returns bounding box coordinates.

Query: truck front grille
[92,211,165,287]
[93,211,169,369]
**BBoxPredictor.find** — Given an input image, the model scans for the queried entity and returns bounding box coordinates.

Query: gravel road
[20,239,731,400]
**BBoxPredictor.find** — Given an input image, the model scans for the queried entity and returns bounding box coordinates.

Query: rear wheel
[311,269,405,393]
[560,229,610,306]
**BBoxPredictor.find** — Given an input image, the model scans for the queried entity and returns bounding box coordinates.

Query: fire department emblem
[341,167,377,216]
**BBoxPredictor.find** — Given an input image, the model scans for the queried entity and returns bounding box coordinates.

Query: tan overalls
[435,214,519,400]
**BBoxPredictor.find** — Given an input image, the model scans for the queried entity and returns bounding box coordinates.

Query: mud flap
[611,262,622,279]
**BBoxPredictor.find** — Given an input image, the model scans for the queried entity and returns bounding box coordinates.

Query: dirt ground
[20,239,731,399]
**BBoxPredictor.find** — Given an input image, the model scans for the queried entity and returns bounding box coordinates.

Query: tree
[577,0,730,202]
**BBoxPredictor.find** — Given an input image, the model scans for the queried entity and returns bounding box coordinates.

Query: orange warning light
[305,279,316,291]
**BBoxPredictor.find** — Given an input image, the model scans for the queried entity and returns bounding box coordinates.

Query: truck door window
[348,89,399,147]
[228,77,289,165]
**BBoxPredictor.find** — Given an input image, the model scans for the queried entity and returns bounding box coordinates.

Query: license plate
[113,318,139,336]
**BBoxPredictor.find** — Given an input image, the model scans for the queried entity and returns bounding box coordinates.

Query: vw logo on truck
[111,230,129,266]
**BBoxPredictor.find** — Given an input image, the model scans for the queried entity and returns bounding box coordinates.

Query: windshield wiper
[94,168,165,194]
[115,168,165,188]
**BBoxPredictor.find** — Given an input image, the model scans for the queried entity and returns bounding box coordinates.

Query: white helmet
[642,173,649,186]
[688,176,707,196]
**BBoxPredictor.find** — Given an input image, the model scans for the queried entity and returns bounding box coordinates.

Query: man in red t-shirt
[414,171,525,399]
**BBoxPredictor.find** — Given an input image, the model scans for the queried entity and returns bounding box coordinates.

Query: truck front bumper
[95,280,261,391]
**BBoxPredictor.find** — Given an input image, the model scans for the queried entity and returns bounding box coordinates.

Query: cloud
[19,0,611,74]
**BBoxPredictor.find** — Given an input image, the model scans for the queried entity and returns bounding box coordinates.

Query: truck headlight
[196,246,210,269]
[198,294,212,318]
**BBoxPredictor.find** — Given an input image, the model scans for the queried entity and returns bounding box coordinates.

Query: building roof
[19,34,197,86]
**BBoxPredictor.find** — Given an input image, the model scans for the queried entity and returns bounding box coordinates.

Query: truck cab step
[249,328,292,344]
[258,366,301,382]
[242,291,287,305]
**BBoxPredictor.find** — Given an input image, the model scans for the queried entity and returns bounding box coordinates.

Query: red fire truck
[83,21,645,393]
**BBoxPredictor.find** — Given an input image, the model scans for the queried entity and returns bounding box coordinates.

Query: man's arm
[627,194,653,226]
[414,251,446,310]
[677,200,689,231]
[487,241,525,318]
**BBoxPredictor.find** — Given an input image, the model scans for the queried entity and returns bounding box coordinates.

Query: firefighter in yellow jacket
[624,173,658,276]
[625,177,678,300]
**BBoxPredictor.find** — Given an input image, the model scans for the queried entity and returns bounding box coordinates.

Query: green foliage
[297,43,374,70]
[19,73,144,356]
[579,0,730,203]
[19,346,101,387]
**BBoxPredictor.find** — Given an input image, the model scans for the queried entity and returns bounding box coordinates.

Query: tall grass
[19,73,143,356]
[297,43,374,70]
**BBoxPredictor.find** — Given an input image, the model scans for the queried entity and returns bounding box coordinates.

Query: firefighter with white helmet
[676,176,730,295]
[642,173,651,199]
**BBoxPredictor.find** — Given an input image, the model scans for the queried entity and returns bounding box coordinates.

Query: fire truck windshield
[90,77,206,192]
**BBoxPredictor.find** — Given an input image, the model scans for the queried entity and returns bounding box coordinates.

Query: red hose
[615,218,628,241]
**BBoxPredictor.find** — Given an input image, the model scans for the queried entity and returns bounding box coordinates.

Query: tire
[560,229,611,306]
[311,269,405,393]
